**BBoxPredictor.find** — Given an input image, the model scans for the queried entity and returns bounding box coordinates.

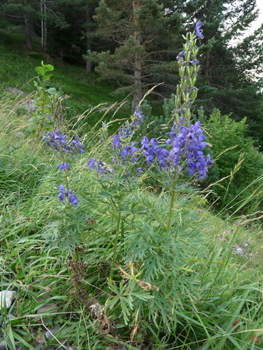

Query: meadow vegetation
[1,22,263,350]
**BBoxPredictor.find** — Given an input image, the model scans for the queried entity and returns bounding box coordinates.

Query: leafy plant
[203,109,263,214]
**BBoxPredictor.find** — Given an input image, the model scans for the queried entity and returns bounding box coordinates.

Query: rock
[37,302,57,315]
[93,160,114,175]
[36,301,57,324]
[45,323,61,340]
[0,291,16,310]
[21,99,38,113]
[0,314,14,326]
[0,340,6,350]
[232,244,246,256]
[242,241,250,249]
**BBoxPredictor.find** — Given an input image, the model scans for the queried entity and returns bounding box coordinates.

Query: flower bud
[179,67,185,78]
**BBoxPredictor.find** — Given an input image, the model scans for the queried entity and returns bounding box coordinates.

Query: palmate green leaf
[131,292,154,301]
[120,298,131,325]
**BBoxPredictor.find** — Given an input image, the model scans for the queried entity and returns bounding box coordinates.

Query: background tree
[177,0,263,147]
[1,0,39,50]
[89,0,182,107]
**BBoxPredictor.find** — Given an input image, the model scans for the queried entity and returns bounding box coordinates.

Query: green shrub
[204,109,263,213]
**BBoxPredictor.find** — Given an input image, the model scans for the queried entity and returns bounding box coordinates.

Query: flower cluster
[58,162,70,171]
[58,185,78,206]
[177,51,199,65]
[43,130,84,157]
[88,108,145,175]
[87,159,104,173]
[111,107,145,165]
[112,138,139,165]
[42,129,84,207]
[141,120,212,180]
[130,107,145,129]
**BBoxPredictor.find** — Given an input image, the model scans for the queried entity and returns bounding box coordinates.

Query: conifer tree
[89,0,182,107]
[178,0,263,145]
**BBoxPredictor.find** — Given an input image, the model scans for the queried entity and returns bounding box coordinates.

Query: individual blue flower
[58,192,64,202]
[196,21,204,39]
[137,168,143,177]
[177,51,185,62]
[58,162,70,171]
[69,193,78,207]
[88,158,95,170]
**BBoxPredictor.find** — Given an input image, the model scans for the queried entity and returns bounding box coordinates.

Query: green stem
[110,211,121,279]
[166,174,177,232]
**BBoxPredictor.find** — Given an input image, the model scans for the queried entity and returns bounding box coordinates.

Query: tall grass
[0,90,263,350]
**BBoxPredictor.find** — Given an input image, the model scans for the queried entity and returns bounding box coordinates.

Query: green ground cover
[1,26,263,350]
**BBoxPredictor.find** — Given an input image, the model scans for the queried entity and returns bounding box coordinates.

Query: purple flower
[88,159,105,174]
[177,51,199,65]
[196,21,204,39]
[88,158,95,170]
[137,168,143,177]
[43,130,84,156]
[112,135,121,150]
[68,194,78,206]
[177,51,185,62]
[58,192,64,202]
[58,185,78,206]
[58,162,70,171]
[111,107,144,167]
[141,120,212,179]
[130,107,145,129]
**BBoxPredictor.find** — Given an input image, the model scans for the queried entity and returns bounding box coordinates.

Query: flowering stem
[110,211,121,279]
[166,174,177,232]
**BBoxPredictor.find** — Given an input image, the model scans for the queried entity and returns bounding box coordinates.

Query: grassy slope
[0,25,124,122]
[1,24,263,349]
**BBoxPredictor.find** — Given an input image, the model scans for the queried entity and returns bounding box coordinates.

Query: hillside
[1,25,263,350]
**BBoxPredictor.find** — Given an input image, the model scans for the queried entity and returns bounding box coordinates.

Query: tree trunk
[204,51,210,85]
[85,8,91,73]
[24,0,33,50]
[132,0,142,108]
[204,0,211,85]
[41,0,47,52]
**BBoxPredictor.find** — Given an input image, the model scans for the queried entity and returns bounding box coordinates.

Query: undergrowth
[1,24,263,350]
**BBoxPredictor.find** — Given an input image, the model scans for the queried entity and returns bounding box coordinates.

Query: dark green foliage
[89,0,182,106]
[204,109,263,213]
[140,98,173,139]
[181,0,263,148]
